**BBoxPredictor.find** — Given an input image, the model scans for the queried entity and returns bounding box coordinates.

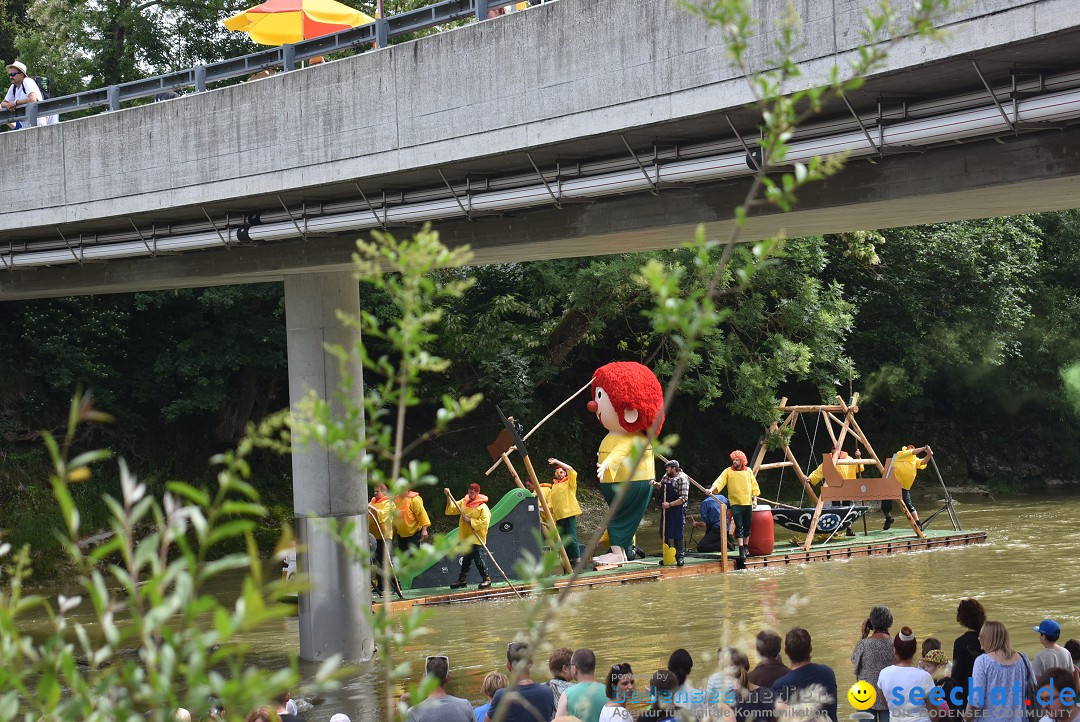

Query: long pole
[444,489,523,598]
[755,495,801,510]
[518,455,574,573]
[483,379,592,476]
[719,501,728,571]
[926,447,961,531]
[659,480,668,563]
[656,452,712,497]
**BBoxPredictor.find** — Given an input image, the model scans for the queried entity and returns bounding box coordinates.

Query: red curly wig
[590,362,664,435]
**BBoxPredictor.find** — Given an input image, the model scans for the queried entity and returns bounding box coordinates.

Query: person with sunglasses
[406,655,474,722]
[1,61,51,128]
[557,648,609,722]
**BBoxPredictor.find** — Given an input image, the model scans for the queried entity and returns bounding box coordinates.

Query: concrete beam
[1,0,1077,236]
[3,127,1079,300]
[285,272,373,662]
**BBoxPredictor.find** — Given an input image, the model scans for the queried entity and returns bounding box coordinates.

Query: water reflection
[17,494,1080,721]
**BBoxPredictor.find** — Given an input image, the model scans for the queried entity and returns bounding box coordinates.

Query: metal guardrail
[1,0,518,128]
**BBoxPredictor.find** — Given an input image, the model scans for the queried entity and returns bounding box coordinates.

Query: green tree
[0,0,29,66]
[0,392,338,722]
[431,240,852,428]
[15,0,256,92]
[828,217,1042,405]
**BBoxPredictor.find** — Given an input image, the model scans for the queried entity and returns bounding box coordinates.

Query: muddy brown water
[15,494,1080,721]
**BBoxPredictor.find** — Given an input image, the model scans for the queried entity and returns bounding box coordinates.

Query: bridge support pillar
[284,272,373,663]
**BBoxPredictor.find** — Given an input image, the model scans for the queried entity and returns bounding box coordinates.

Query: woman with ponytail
[877,627,939,722]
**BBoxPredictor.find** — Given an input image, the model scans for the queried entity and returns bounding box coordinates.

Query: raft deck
[374,526,987,612]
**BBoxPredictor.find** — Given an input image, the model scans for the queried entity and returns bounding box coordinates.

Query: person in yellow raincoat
[445,483,492,590]
[882,445,931,529]
[807,448,866,537]
[710,450,760,560]
[367,483,397,597]
[546,457,583,568]
[393,489,431,552]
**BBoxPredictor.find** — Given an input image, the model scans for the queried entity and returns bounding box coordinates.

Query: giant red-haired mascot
[587,361,664,565]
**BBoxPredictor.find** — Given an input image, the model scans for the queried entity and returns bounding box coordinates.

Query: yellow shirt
[597,433,654,483]
[710,467,760,506]
[393,492,431,537]
[808,458,865,486]
[445,496,491,545]
[547,469,582,521]
[893,449,927,490]
[839,460,865,480]
[536,483,553,511]
[368,497,393,539]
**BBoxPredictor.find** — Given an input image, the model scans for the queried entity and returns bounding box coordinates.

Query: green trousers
[600,480,653,551]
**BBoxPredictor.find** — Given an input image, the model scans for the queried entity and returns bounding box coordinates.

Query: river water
[19,493,1080,720]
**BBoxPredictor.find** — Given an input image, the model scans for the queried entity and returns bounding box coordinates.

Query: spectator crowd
[396,599,1078,722]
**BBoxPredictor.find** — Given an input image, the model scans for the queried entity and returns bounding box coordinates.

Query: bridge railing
[1,0,519,128]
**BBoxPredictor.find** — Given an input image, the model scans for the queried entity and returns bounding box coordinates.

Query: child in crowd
[918,638,942,672]
[921,649,950,680]
[473,671,507,722]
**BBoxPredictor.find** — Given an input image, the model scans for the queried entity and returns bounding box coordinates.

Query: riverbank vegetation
[4,211,1080,560]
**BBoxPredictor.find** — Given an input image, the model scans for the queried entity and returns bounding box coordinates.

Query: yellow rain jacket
[547,469,582,521]
[710,467,760,506]
[808,455,865,486]
[446,494,491,545]
[597,433,654,483]
[393,491,431,537]
[368,495,393,540]
[536,482,553,511]
[893,448,927,490]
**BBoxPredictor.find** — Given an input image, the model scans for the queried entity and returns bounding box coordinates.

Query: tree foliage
[828,216,1042,405]
[0,392,336,722]
[15,0,256,92]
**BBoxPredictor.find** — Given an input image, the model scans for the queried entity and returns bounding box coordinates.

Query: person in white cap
[1,61,51,128]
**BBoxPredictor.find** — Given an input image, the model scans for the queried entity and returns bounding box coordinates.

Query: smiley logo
[848,681,877,710]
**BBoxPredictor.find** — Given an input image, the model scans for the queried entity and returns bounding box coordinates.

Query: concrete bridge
[4,0,1080,298]
[4,0,1080,661]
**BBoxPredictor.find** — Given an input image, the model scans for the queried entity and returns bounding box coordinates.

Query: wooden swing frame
[749,392,924,551]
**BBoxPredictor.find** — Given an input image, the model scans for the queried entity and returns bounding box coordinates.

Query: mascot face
[588,385,638,434]
[586,361,663,435]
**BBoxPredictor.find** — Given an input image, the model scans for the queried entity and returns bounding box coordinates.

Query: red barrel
[748,505,775,556]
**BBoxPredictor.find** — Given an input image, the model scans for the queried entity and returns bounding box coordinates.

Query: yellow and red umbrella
[223,0,375,46]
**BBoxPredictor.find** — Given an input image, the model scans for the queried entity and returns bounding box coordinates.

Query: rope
[797,413,821,507]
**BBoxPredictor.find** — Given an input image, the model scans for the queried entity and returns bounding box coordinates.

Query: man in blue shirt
[487,642,556,722]
[771,628,838,722]
[697,493,731,553]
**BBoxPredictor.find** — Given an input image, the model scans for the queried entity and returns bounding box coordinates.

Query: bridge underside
[3,124,1079,300]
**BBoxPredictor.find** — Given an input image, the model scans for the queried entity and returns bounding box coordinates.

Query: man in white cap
[1,61,54,127]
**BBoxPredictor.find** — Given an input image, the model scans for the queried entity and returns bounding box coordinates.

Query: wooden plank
[378,531,988,610]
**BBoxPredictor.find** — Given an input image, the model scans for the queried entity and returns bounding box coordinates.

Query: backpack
[32,75,50,100]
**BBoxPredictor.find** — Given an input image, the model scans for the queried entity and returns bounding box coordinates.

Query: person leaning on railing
[1,61,50,129]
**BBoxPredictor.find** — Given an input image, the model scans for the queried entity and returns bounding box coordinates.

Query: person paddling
[444,483,492,590]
